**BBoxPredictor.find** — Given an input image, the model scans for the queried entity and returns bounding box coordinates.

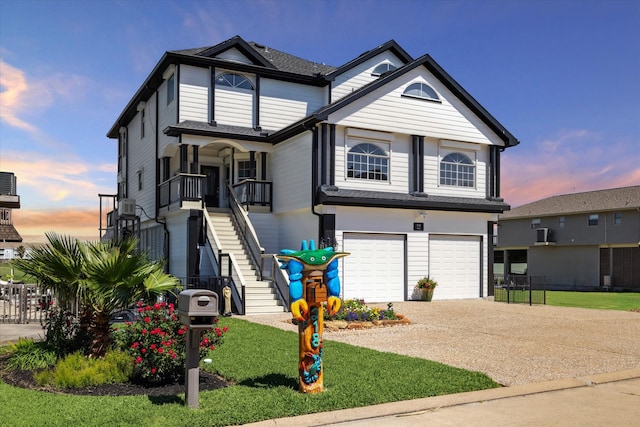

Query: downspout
[310,125,322,224]
[155,82,170,268]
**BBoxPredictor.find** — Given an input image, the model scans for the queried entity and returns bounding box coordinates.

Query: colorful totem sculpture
[278,240,349,393]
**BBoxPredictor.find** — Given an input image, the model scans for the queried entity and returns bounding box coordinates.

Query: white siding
[332,52,404,101]
[216,47,252,64]
[328,67,505,146]
[260,79,325,130]
[273,210,317,254]
[248,212,280,254]
[215,86,254,127]
[126,91,157,219]
[179,65,210,123]
[271,133,312,213]
[165,212,189,279]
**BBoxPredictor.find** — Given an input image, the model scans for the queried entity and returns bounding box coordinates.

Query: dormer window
[403,82,440,101]
[371,63,396,76]
[216,73,254,90]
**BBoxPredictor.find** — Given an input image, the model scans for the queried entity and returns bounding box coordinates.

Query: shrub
[5,338,58,371]
[34,350,133,388]
[326,300,397,322]
[42,307,91,357]
[113,301,227,385]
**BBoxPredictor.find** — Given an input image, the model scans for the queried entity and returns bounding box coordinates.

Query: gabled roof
[500,186,640,219]
[324,39,413,80]
[273,53,520,147]
[0,224,22,242]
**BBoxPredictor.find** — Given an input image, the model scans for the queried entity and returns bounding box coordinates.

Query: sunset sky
[1,0,639,243]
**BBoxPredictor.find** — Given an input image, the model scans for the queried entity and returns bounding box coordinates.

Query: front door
[202,166,220,208]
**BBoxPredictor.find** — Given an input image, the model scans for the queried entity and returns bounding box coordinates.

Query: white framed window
[439,152,475,187]
[402,82,440,101]
[166,74,175,105]
[216,73,254,90]
[531,218,541,229]
[237,160,252,180]
[347,143,389,181]
[558,216,565,228]
[371,62,396,76]
[614,212,622,224]
[588,214,599,226]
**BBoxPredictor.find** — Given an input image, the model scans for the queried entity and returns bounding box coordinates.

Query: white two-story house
[102,36,519,314]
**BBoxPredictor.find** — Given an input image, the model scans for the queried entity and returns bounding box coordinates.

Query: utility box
[178,289,219,329]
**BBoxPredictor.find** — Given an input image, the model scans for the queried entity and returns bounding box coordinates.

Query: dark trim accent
[418,136,424,193]
[496,148,502,198]
[487,221,495,297]
[311,127,319,201]
[210,66,215,125]
[329,124,336,186]
[254,75,260,128]
[155,91,160,218]
[175,64,180,124]
[317,189,510,213]
[260,152,267,180]
[249,151,256,179]
[187,210,203,279]
[480,234,485,298]
[319,214,336,246]
[320,124,328,185]
[191,145,199,174]
[489,146,496,198]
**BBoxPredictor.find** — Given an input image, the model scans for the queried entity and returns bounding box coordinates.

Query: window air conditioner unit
[119,199,136,217]
[536,227,553,243]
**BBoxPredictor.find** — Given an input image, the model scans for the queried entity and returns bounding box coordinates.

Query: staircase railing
[260,254,290,308]
[227,183,265,279]
[202,211,246,315]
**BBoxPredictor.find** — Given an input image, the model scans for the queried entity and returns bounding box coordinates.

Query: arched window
[215,73,254,90]
[440,153,475,187]
[403,82,440,101]
[347,143,389,181]
[371,63,396,76]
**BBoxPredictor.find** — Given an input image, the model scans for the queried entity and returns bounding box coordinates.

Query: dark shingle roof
[164,121,271,141]
[500,186,640,219]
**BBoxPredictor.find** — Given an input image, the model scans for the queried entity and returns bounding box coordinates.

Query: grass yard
[0,263,33,282]
[546,291,640,311]
[1,317,498,426]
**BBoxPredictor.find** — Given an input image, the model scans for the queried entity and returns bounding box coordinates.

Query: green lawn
[0,263,33,282]
[1,317,498,426]
[546,291,640,311]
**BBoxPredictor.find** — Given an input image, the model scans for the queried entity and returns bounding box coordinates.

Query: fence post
[529,276,532,306]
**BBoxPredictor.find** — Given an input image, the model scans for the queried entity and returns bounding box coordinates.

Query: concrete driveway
[247,299,640,386]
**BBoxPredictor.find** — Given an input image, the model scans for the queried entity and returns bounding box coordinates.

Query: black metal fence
[493,275,547,305]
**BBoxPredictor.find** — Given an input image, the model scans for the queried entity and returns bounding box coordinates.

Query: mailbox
[178,289,219,329]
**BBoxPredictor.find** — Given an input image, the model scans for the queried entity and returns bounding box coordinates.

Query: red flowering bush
[112,301,227,385]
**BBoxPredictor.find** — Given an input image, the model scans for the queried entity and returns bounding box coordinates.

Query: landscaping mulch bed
[0,354,230,396]
[290,314,411,331]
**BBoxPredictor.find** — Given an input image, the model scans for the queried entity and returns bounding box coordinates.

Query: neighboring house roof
[0,224,22,242]
[317,186,510,213]
[500,186,640,219]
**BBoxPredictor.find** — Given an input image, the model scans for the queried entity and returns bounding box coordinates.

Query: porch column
[180,144,189,173]
[191,146,199,174]
[249,151,256,179]
[261,152,267,180]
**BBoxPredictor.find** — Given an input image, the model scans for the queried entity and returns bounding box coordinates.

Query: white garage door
[342,234,405,303]
[429,235,481,300]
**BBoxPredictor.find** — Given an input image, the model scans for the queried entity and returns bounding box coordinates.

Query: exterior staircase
[207,211,285,315]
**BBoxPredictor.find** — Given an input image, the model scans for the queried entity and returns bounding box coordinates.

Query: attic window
[403,82,440,102]
[216,73,254,90]
[371,63,396,76]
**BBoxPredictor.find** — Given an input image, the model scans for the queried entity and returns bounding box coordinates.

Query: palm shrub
[12,233,180,358]
[113,301,228,385]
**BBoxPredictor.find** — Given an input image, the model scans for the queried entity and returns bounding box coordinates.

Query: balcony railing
[159,173,204,209]
[232,179,272,211]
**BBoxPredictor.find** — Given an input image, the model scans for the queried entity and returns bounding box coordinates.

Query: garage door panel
[429,235,480,300]
[343,234,405,303]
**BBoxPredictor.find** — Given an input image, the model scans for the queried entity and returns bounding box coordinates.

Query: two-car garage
[341,233,481,302]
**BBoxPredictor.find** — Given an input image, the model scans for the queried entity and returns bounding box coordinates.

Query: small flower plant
[415,276,438,290]
[326,299,397,322]
[113,300,227,385]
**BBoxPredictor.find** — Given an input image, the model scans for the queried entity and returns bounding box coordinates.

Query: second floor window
[588,214,599,226]
[614,212,622,224]
[347,143,389,181]
[440,152,475,187]
[216,73,254,90]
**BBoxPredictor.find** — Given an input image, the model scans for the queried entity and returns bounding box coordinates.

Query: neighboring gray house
[101,36,518,313]
[495,186,640,289]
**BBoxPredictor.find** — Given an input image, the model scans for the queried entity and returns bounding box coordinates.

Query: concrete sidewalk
[0,322,44,345]
[247,369,640,426]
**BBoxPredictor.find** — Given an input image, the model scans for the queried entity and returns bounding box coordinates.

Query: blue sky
[1,0,639,242]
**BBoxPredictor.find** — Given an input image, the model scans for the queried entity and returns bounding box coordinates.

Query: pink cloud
[13,207,101,244]
[501,130,640,207]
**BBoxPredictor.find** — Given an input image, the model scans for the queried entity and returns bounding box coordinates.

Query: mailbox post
[178,289,219,408]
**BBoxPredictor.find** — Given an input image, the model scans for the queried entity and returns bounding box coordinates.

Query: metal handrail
[260,253,290,308]
[227,183,265,278]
